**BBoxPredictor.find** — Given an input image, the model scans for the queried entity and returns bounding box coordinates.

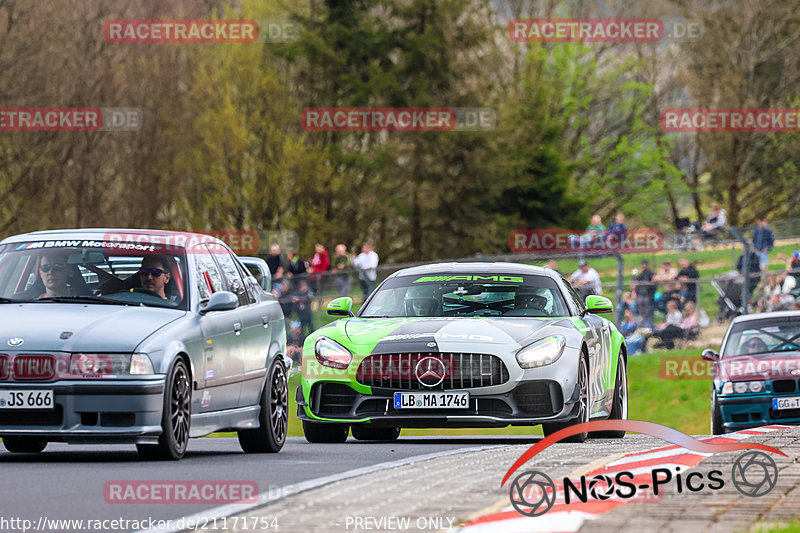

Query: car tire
[302,420,349,443]
[542,355,590,443]
[2,436,47,454]
[591,355,627,439]
[711,392,723,435]
[351,425,401,442]
[238,359,288,453]
[137,358,191,460]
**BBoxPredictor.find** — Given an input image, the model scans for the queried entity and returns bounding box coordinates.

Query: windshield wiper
[37,295,128,305]
[0,297,32,303]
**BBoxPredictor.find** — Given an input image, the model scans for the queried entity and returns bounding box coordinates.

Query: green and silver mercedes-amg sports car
[297,262,628,443]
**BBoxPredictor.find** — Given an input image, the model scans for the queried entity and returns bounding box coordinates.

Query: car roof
[730,310,800,324]
[388,262,559,280]
[0,228,225,249]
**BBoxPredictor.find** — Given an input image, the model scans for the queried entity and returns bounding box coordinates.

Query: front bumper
[0,379,165,443]
[718,394,800,432]
[296,380,580,428]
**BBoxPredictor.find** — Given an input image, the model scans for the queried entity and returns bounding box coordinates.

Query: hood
[0,303,185,353]
[343,316,571,354]
[719,353,800,381]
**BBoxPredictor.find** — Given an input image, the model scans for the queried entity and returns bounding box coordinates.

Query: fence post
[615,253,624,325]
[729,226,750,315]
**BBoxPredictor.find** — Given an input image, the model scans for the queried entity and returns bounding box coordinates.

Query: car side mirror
[239,256,271,292]
[200,291,239,314]
[701,349,720,362]
[327,297,354,317]
[585,295,613,314]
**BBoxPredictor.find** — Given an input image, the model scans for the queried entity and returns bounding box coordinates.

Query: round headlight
[733,382,748,394]
[748,381,764,393]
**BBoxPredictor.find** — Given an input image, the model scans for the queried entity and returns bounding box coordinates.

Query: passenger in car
[139,255,172,299]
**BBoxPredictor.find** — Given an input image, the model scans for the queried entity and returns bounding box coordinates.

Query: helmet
[404,286,439,316]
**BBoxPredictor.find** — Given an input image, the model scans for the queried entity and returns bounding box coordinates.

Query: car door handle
[234,322,242,335]
[261,315,270,328]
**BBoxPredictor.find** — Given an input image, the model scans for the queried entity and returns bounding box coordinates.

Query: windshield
[359,273,569,318]
[723,317,800,357]
[0,241,188,310]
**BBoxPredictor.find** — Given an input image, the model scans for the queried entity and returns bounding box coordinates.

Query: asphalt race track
[0,434,679,533]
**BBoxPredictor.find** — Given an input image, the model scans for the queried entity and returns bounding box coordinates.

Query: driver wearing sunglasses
[38,253,74,298]
[139,256,171,299]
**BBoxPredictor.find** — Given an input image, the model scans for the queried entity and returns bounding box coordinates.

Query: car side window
[214,250,249,307]
[234,258,259,304]
[561,278,586,315]
[193,246,224,299]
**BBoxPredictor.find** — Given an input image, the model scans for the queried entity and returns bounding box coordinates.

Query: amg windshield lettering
[413,275,523,283]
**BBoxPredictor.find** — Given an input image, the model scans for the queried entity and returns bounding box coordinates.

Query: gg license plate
[393,391,469,409]
[773,396,800,410]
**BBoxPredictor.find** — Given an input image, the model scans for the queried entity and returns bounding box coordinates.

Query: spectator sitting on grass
[789,251,800,285]
[702,205,727,239]
[621,288,638,314]
[767,293,794,313]
[756,273,780,313]
[620,308,646,355]
[651,300,684,350]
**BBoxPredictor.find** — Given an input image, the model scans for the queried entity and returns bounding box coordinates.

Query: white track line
[138,444,506,533]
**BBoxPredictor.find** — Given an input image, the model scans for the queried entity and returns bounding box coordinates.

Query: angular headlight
[130,353,155,374]
[314,337,352,370]
[516,336,566,369]
[67,353,154,377]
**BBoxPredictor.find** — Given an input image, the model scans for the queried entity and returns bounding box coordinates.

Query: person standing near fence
[634,259,656,328]
[752,216,775,272]
[677,257,700,305]
[333,243,352,297]
[569,259,601,300]
[308,242,330,294]
[353,242,379,298]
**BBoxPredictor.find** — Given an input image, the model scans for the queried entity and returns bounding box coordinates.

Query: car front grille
[513,381,560,416]
[310,383,357,416]
[773,379,798,394]
[356,353,509,390]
